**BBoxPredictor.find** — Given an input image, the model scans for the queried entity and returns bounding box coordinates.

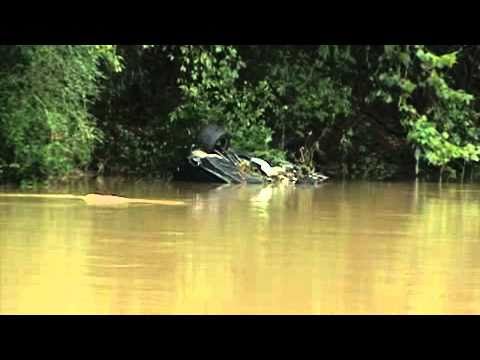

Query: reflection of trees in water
[257,182,424,313]
[322,182,480,313]
[170,182,442,313]
[227,181,480,313]
[402,183,480,313]
[306,181,480,313]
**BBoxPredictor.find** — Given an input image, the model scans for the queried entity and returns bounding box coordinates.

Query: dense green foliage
[0,45,121,182]
[370,45,480,180]
[2,44,480,184]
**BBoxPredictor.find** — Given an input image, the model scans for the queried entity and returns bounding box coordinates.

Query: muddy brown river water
[1,180,479,314]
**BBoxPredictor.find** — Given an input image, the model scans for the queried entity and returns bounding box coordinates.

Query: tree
[0,45,121,182]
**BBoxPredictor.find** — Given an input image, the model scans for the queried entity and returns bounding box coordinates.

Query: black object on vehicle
[174,124,264,184]
[197,124,231,152]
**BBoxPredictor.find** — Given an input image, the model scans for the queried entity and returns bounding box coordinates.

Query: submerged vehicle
[175,124,329,185]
